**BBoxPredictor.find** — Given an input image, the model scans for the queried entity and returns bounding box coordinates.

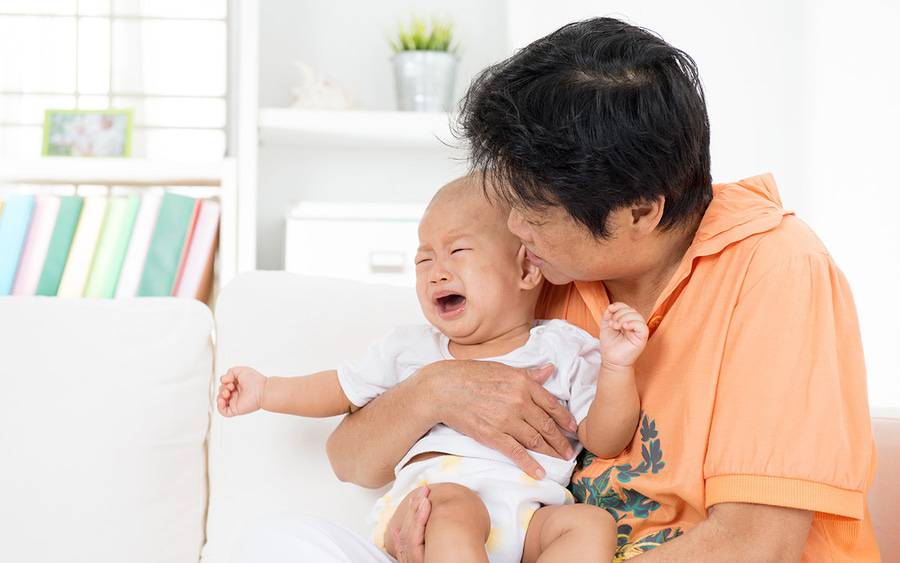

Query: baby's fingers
[216,395,229,416]
[220,370,236,385]
[623,320,650,338]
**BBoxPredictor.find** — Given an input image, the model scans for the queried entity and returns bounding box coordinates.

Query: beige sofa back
[202,271,424,562]
[0,297,213,563]
[871,413,900,561]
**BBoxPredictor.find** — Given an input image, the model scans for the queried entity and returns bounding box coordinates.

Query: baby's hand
[599,302,649,368]
[217,366,266,417]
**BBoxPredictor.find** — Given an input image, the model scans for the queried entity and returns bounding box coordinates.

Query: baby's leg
[521,504,616,563]
[385,483,490,563]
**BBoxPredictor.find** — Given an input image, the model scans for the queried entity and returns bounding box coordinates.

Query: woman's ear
[630,195,665,238]
[516,245,543,290]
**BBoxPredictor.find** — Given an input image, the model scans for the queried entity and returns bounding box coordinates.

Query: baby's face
[415,187,532,343]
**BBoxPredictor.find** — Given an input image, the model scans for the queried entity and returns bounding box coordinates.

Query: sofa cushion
[0,297,213,563]
[203,272,423,562]
[870,411,900,559]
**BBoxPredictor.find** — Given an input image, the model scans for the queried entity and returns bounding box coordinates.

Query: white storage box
[285,201,425,287]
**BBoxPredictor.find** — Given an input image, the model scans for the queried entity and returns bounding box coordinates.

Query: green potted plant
[390,17,458,112]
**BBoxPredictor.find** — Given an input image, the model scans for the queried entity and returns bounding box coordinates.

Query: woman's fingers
[482,430,545,479]
[395,487,429,563]
[522,404,574,459]
[524,364,555,384]
[529,380,577,432]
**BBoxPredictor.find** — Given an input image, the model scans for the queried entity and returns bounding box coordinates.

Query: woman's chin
[539,266,573,285]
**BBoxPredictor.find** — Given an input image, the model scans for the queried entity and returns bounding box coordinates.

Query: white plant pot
[392,51,458,112]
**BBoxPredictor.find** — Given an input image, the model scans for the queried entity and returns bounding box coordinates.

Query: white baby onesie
[337,319,601,563]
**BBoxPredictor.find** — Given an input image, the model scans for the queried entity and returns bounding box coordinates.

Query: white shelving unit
[258,109,456,149]
[0,157,241,291]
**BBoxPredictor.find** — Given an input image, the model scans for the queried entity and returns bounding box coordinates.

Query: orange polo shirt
[537,174,879,561]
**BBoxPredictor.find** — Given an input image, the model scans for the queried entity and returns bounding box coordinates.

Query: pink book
[171,199,202,295]
[13,196,61,296]
[174,199,220,299]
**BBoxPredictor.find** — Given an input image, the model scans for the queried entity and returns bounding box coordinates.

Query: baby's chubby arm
[577,303,647,459]
[217,366,353,418]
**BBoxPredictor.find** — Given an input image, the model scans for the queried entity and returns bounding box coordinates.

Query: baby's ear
[516,245,543,290]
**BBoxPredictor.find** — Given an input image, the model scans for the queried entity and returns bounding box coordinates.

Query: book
[115,192,162,299]
[175,199,220,300]
[137,193,197,296]
[84,195,140,298]
[57,196,108,297]
[171,199,202,295]
[36,196,84,296]
[0,194,36,295]
[12,196,61,296]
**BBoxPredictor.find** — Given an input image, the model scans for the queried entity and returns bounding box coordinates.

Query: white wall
[255,0,898,408]
[505,0,900,408]
[256,0,507,268]
[796,0,900,411]
[258,0,508,111]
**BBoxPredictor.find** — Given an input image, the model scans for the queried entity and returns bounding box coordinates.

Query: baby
[217,175,647,563]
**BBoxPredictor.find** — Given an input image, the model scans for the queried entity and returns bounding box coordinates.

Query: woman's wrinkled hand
[425,360,577,479]
[390,486,430,563]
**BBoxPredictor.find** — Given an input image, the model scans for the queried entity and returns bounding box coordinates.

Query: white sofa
[0,271,897,562]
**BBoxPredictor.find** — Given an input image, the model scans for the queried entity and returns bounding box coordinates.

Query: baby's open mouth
[435,293,466,316]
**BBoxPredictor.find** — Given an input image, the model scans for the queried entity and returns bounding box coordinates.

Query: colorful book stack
[0,192,219,302]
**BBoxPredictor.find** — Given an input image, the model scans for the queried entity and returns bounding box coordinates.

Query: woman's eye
[451,248,471,254]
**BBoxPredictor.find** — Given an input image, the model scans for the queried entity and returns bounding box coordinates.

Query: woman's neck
[447,319,534,360]
[605,220,699,318]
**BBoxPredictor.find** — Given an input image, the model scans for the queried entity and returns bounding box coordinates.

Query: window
[0,0,228,161]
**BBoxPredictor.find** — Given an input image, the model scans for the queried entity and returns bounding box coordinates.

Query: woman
[241,17,878,562]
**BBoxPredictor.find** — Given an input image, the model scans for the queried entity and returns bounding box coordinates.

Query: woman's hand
[391,487,431,563]
[426,360,577,479]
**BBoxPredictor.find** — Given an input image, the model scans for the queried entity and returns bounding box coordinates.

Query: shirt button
[648,316,663,329]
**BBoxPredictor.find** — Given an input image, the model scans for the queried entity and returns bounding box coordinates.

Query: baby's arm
[217,366,353,418]
[577,303,647,459]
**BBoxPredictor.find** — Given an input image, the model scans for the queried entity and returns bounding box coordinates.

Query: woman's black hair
[458,17,713,238]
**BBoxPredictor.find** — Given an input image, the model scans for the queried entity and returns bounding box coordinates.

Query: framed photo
[42,109,134,158]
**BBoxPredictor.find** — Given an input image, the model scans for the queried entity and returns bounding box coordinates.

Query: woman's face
[506,204,639,284]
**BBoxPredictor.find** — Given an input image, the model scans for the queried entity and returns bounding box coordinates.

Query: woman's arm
[632,502,812,562]
[326,359,578,488]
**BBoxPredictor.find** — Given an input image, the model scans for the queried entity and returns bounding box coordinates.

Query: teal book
[137,193,197,296]
[35,196,84,296]
[0,194,36,295]
[84,196,141,298]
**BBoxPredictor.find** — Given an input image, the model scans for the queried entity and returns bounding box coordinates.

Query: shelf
[258,108,458,149]
[0,158,226,187]
[0,157,240,289]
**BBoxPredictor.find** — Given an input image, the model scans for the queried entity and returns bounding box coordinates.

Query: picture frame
[42,109,134,158]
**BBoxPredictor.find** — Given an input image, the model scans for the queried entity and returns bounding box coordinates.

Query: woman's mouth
[525,248,544,267]
[435,293,467,320]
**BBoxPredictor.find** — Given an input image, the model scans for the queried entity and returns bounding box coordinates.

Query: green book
[138,193,197,296]
[35,196,84,296]
[84,196,141,298]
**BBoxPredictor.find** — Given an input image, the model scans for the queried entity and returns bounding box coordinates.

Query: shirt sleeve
[564,331,601,424]
[336,329,403,408]
[703,252,875,519]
